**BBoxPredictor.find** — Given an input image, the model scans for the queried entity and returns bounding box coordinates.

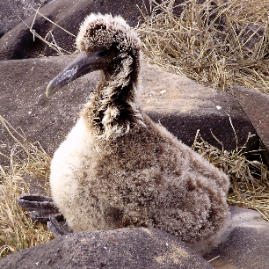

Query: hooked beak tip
[45,78,59,98]
[45,82,53,98]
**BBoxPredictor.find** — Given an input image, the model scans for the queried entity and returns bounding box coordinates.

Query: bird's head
[46,14,141,97]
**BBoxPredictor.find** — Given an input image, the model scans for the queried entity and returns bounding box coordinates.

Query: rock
[141,64,258,152]
[0,57,258,163]
[0,57,258,165]
[228,85,269,151]
[235,23,267,52]
[205,206,269,269]
[0,228,213,269]
[1,206,269,269]
[0,0,152,60]
[0,0,54,38]
[0,56,95,166]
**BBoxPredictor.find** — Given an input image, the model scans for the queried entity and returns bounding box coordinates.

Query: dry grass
[137,0,269,93]
[192,130,269,220]
[0,117,54,258]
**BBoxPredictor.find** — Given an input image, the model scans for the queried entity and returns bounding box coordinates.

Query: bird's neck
[81,54,144,141]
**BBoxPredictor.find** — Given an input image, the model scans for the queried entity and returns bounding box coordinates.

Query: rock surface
[141,64,258,151]
[228,85,269,151]
[1,206,269,268]
[0,57,258,165]
[0,0,54,38]
[205,206,269,269]
[0,228,213,269]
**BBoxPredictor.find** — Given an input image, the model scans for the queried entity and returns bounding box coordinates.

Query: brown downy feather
[49,14,230,255]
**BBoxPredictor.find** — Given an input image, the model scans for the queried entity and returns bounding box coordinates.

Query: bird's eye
[98,50,109,58]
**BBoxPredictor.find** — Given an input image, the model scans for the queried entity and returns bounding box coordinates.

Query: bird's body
[47,14,230,254]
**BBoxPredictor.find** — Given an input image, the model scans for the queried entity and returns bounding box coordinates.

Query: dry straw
[0,116,54,258]
[137,0,269,93]
[192,129,269,221]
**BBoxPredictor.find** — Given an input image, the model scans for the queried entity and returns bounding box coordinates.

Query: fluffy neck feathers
[81,52,144,141]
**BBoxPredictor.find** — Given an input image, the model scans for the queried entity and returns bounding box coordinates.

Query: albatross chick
[46,13,230,254]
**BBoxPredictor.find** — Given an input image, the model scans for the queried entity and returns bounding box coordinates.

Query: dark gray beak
[46,51,102,97]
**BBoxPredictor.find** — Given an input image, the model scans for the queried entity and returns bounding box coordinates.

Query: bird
[27,13,231,254]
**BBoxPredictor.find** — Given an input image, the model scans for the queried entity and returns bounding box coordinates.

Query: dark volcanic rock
[0,56,258,166]
[141,65,258,152]
[206,206,269,269]
[0,228,213,269]
[0,0,54,38]
[0,56,89,161]
[228,85,269,151]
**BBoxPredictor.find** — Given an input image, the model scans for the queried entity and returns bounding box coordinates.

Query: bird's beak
[46,51,101,97]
